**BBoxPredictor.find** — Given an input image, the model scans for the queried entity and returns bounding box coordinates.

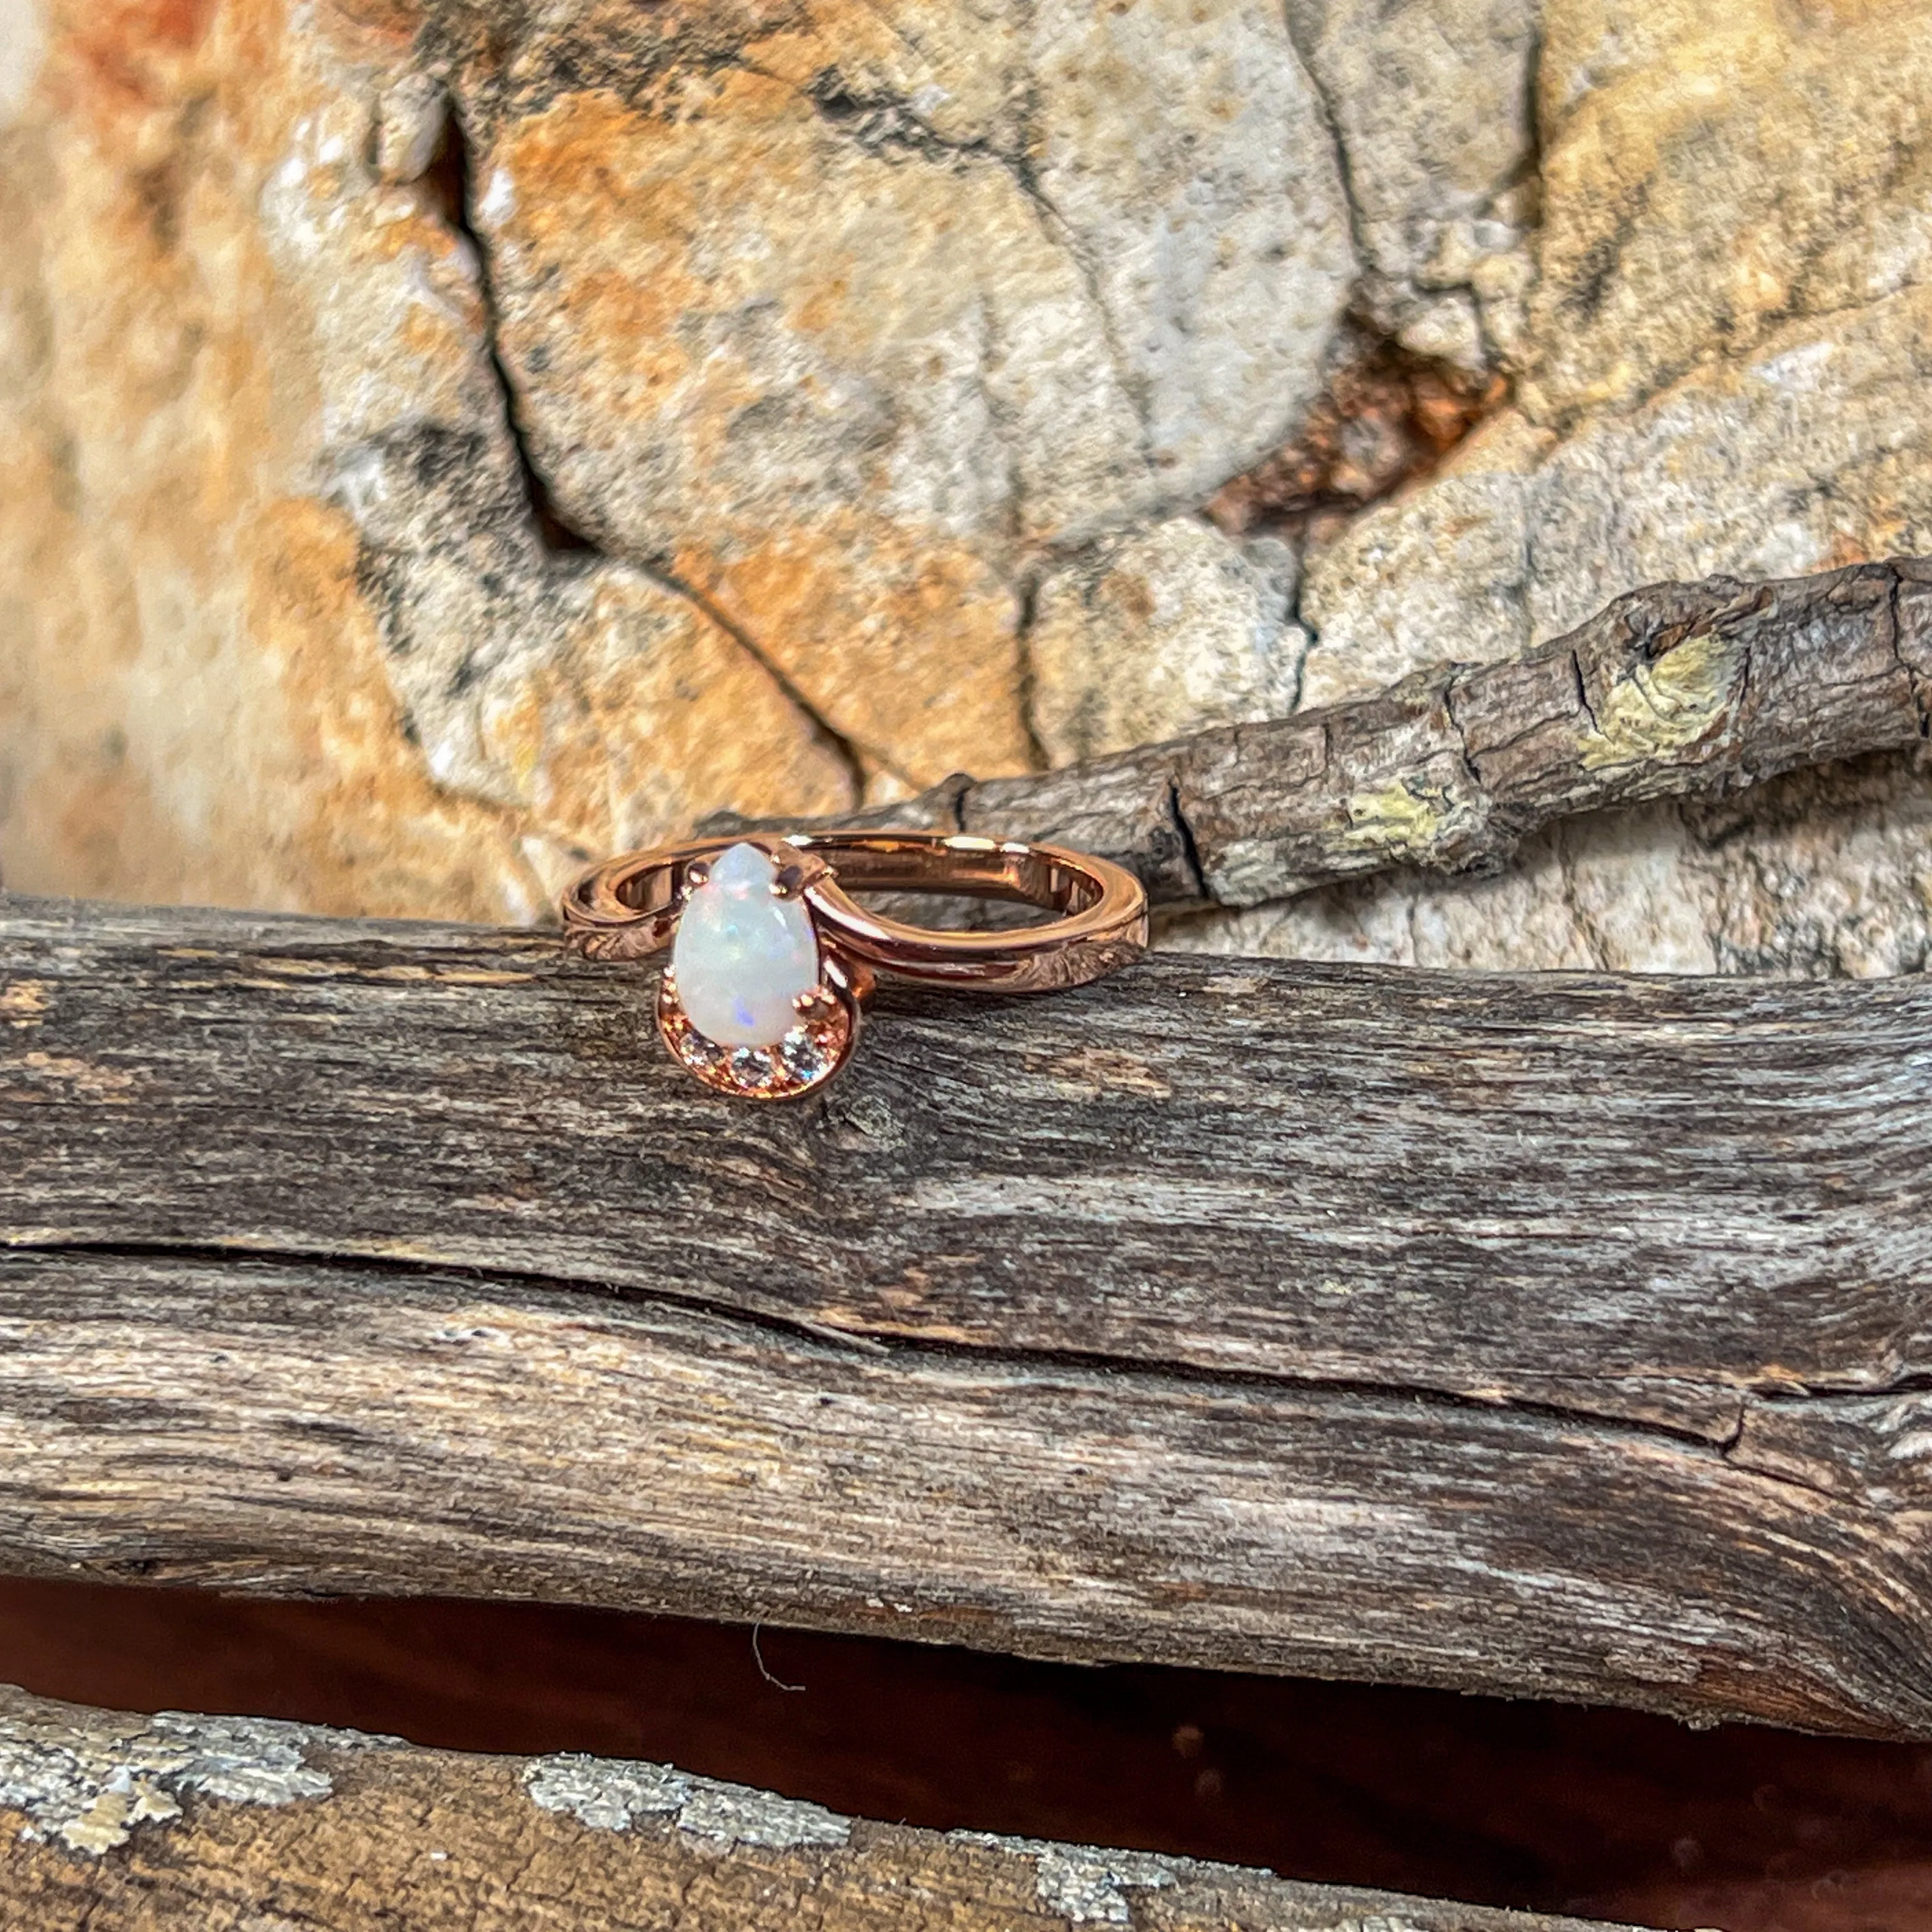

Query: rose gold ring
[561,831,1149,1099]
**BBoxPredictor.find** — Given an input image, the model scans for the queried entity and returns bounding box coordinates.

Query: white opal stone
[671,842,821,1047]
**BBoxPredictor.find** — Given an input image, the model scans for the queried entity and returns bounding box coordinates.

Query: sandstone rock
[1528,0,1932,422]
[1226,0,1932,978]
[0,0,850,919]
[0,0,1358,915]
[1204,323,1512,539]
[0,1,41,121]
[1284,0,1540,369]
[1027,521,1303,765]
[1302,280,1932,706]
[461,0,1354,781]
[1276,287,1932,979]
[1297,408,1552,710]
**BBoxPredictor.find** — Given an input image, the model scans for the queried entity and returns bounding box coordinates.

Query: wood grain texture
[1,895,1929,1739]
[0,1685,1629,1931]
[731,557,1932,911]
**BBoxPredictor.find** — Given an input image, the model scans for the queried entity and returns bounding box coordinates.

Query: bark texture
[740,556,1932,916]
[3,895,1929,1740]
[0,1683,1630,1931]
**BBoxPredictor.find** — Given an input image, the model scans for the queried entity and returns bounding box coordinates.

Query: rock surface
[1283,0,1540,369]
[455,0,1353,783]
[1233,0,1932,976]
[1,0,1929,975]
[0,0,850,921]
[1027,520,1304,765]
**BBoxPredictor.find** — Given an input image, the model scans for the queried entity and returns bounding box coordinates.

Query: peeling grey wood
[0,1686,1627,1932]
[0,1689,378,1856]
[1,895,1930,1740]
[728,558,1932,911]
[521,1754,850,1850]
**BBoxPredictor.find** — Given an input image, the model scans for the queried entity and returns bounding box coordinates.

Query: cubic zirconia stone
[778,1029,830,1081]
[729,1046,775,1086]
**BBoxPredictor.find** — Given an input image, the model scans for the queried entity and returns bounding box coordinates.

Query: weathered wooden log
[730,558,1932,912]
[0,1683,1627,1930]
[1,894,1929,1740]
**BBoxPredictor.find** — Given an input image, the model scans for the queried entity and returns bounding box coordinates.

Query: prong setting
[792,985,841,1024]
[657,841,862,1098]
[770,855,832,901]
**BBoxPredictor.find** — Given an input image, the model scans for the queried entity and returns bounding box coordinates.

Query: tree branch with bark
[726,558,1932,914]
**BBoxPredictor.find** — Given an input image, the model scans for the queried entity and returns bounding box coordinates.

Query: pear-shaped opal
[670,842,822,1046]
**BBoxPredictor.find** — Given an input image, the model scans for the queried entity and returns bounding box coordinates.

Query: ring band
[562,831,1149,1099]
